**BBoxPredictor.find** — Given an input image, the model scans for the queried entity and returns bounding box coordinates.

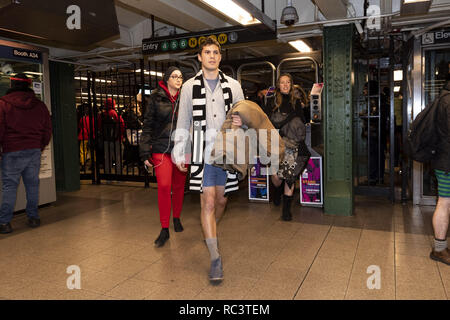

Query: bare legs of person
[201,185,227,282]
[430,197,450,265]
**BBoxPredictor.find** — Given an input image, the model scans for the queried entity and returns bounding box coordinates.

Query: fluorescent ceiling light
[394,86,401,92]
[24,71,43,76]
[74,76,115,84]
[288,40,312,53]
[135,69,163,77]
[200,0,261,25]
[403,0,430,3]
[394,70,403,81]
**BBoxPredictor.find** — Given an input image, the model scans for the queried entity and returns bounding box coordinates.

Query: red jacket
[0,89,52,153]
[78,115,95,140]
[97,98,125,141]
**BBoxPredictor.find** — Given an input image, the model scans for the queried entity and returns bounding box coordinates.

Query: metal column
[323,25,354,216]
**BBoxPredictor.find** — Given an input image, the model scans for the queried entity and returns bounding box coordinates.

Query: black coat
[431,81,450,172]
[139,88,178,161]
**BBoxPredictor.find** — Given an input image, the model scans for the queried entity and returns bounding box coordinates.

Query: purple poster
[300,157,323,206]
[248,158,269,202]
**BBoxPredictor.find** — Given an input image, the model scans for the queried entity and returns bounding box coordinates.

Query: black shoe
[173,218,184,232]
[154,228,169,247]
[282,195,293,221]
[0,223,12,234]
[27,218,41,228]
[273,182,284,206]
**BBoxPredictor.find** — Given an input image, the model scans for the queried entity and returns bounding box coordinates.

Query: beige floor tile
[395,254,439,271]
[295,276,348,300]
[317,241,358,263]
[245,279,300,300]
[360,229,395,242]
[0,275,41,299]
[259,264,307,284]
[104,278,161,300]
[396,265,447,300]
[133,261,180,283]
[394,232,432,245]
[144,284,203,300]
[224,259,270,280]
[79,270,129,294]
[395,242,432,258]
[6,280,66,300]
[77,253,126,272]
[102,258,153,278]
[127,245,165,263]
[99,242,147,258]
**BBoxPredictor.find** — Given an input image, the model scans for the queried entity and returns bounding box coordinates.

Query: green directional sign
[161,41,169,51]
[170,40,178,50]
[142,25,277,55]
[179,39,188,49]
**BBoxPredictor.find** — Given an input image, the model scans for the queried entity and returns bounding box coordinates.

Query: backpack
[406,92,449,163]
[102,112,120,141]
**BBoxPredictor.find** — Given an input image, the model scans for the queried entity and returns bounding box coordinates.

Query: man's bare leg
[215,185,228,223]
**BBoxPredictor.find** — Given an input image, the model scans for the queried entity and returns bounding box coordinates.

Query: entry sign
[300,157,323,206]
[142,25,277,55]
[248,158,269,202]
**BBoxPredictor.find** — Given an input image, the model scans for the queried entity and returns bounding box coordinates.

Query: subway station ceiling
[0,0,449,70]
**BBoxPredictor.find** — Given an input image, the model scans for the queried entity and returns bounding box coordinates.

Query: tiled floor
[0,182,448,300]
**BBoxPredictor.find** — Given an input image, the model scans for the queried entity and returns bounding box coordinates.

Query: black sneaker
[0,223,12,234]
[154,228,169,247]
[173,218,184,232]
[27,218,41,228]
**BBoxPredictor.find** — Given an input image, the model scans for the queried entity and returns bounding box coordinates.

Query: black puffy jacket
[139,84,179,161]
[431,81,450,172]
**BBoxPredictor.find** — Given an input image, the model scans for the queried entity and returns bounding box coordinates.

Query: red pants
[152,153,187,228]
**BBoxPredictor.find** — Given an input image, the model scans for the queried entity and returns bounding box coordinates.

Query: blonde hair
[273,73,297,112]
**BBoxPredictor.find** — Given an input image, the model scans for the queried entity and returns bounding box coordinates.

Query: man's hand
[231,114,243,127]
[176,162,188,172]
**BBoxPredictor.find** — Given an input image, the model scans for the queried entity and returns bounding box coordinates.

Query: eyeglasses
[170,75,183,80]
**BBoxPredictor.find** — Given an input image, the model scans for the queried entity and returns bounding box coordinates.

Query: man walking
[0,73,52,234]
[430,74,450,265]
[174,37,244,282]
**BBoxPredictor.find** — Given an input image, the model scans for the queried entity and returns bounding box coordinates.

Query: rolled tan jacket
[210,100,285,180]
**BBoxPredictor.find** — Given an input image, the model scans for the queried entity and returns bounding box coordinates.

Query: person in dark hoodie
[139,66,187,247]
[0,73,52,234]
[98,97,125,174]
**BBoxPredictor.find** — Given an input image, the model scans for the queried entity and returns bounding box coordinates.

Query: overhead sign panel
[142,25,277,55]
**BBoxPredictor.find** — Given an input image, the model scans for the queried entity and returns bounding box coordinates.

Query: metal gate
[75,59,187,186]
[353,34,403,201]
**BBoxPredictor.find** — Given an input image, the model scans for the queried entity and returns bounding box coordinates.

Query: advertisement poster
[39,144,53,179]
[248,158,269,202]
[300,157,323,206]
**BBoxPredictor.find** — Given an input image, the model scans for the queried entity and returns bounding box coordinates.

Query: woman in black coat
[263,73,309,221]
[139,66,186,247]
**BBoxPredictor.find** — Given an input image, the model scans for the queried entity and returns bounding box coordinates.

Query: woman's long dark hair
[273,73,297,112]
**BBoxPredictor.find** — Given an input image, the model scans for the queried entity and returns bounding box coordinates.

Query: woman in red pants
[139,66,187,247]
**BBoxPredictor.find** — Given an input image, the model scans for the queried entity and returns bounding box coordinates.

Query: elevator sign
[422,29,450,45]
[142,25,276,55]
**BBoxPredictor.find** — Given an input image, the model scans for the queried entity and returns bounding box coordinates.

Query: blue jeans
[0,149,41,224]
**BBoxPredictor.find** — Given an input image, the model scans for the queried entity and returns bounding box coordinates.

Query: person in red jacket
[0,73,52,234]
[98,98,125,174]
[78,103,95,168]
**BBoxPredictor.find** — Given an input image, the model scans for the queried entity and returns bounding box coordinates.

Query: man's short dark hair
[197,36,221,55]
